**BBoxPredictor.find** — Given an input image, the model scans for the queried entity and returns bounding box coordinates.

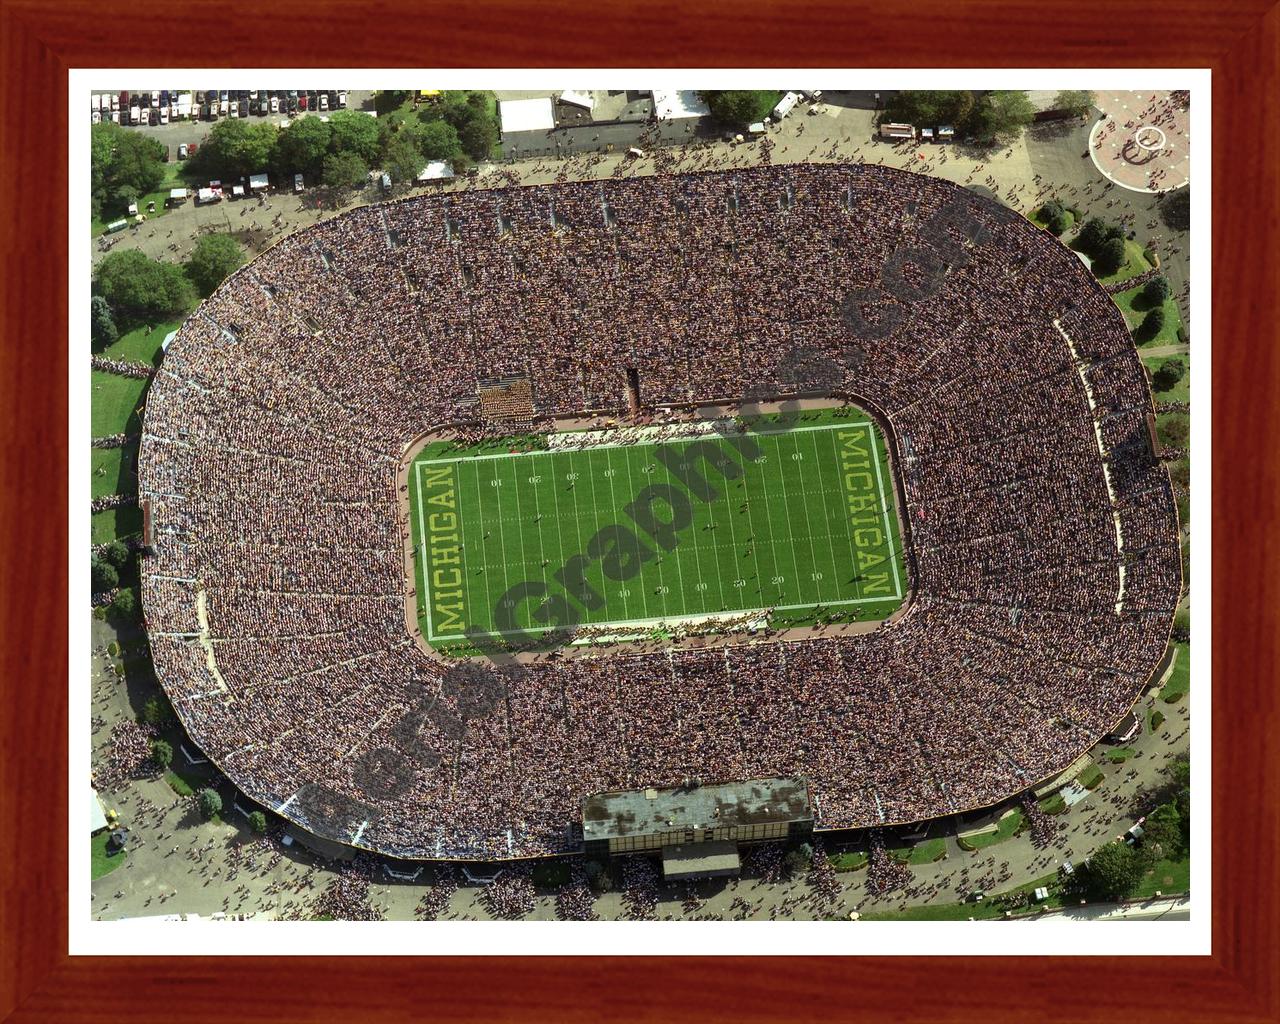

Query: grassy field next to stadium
[408,406,907,652]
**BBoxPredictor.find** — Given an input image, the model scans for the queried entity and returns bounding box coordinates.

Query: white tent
[558,89,594,112]
[249,173,269,191]
[168,188,188,203]
[652,90,710,121]
[90,789,107,834]
[417,160,455,182]
[499,97,555,133]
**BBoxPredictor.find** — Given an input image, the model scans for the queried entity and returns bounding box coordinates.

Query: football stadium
[137,162,1181,861]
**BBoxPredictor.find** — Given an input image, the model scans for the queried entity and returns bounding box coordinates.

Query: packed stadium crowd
[137,162,1181,860]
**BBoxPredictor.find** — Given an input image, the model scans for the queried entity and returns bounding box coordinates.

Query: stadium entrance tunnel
[402,398,911,659]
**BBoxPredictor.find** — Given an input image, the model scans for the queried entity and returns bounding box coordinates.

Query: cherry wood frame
[1,1,1277,1020]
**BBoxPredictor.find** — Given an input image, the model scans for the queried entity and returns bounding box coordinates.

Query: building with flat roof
[581,777,813,866]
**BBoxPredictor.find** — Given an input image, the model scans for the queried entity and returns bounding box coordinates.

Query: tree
[110,588,136,618]
[1139,306,1167,340]
[273,115,332,177]
[103,539,131,568]
[197,787,223,819]
[1094,235,1128,277]
[150,739,173,769]
[1076,217,1109,255]
[91,295,118,352]
[94,250,196,326]
[1052,90,1096,118]
[1142,276,1171,304]
[964,91,1036,145]
[1038,199,1070,236]
[327,110,383,165]
[322,151,369,191]
[884,90,974,128]
[143,693,174,728]
[458,116,498,162]
[1143,802,1182,860]
[699,90,777,127]
[383,135,426,183]
[1080,841,1144,900]
[186,233,246,297]
[374,90,411,116]
[1160,188,1190,231]
[92,558,119,592]
[91,122,167,218]
[783,847,810,878]
[1151,359,1185,393]
[404,119,462,161]
[248,810,268,833]
[193,119,278,180]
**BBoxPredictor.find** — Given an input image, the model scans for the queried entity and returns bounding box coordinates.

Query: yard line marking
[771,432,806,608]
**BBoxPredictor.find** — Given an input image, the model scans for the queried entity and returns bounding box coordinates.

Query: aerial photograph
[87,84,1194,924]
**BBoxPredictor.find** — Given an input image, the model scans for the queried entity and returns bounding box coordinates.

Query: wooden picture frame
[1,2,1276,1020]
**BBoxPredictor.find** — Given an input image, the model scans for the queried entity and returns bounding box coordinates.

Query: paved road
[1037,896,1191,922]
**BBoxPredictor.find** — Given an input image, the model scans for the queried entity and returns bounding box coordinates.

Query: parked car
[188,143,198,157]
[229,101,238,118]
[159,106,169,125]
[178,143,188,159]
[298,94,308,111]
[111,93,120,110]
[119,90,129,108]
[318,93,328,111]
[130,104,140,124]
[287,97,298,113]
[293,173,304,193]
[110,110,120,124]
[151,90,160,107]
[220,99,229,116]
[338,91,347,108]
[160,89,169,106]
[91,109,101,124]
[269,96,279,114]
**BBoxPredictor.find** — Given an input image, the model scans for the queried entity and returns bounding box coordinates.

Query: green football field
[408,407,906,652]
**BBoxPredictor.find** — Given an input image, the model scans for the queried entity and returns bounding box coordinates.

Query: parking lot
[91,89,375,154]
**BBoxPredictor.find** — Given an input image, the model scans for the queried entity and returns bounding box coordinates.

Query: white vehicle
[92,109,101,124]
[220,99,229,116]
[229,101,238,118]
[771,91,800,120]
[160,106,169,125]
[270,96,279,114]
[130,104,140,124]
[337,91,347,108]
[151,90,160,107]
[319,93,328,111]
[293,173,304,193]
[178,143,188,159]
[110,93,119,110]
[111,110,120,124]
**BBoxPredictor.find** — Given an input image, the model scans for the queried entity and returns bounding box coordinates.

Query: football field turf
[408,407,906,652]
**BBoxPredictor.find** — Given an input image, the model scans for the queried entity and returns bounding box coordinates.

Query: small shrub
[248,810,268,833]
[107,641,121,657]
[197,787,222,819]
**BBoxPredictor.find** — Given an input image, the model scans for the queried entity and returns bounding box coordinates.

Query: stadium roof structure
[138,162,1180,861]
[582,778,812,842]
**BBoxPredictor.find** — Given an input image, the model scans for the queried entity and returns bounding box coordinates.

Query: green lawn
[1148,708,1166,732]
[531,861,572,888]
[90,370,148,438]
[1134,856,1190,899]
[103,316,188,365]
[164,768,196,797]
[92,160,189,237]
[91,830,125,879]
[1161,642,1189,704]
[1114,286,1183,346]
[1093,239,1154,287]
[861,872,1063,920]
[1156,411,1190,450]
[410,407,907,654]
[92,444,138,500]
[92,505,144,544]
[1142,354,1190,403]
[890,838,946,864]
[1076,763,1105,790]
[1038,793,1067,815]
[1028,207,1074,234]
[1107,747,1136,764]
[829,851,869,872]
[958,809,1024,851]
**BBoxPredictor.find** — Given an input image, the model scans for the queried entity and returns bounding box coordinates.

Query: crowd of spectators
[137,162,1181,861]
